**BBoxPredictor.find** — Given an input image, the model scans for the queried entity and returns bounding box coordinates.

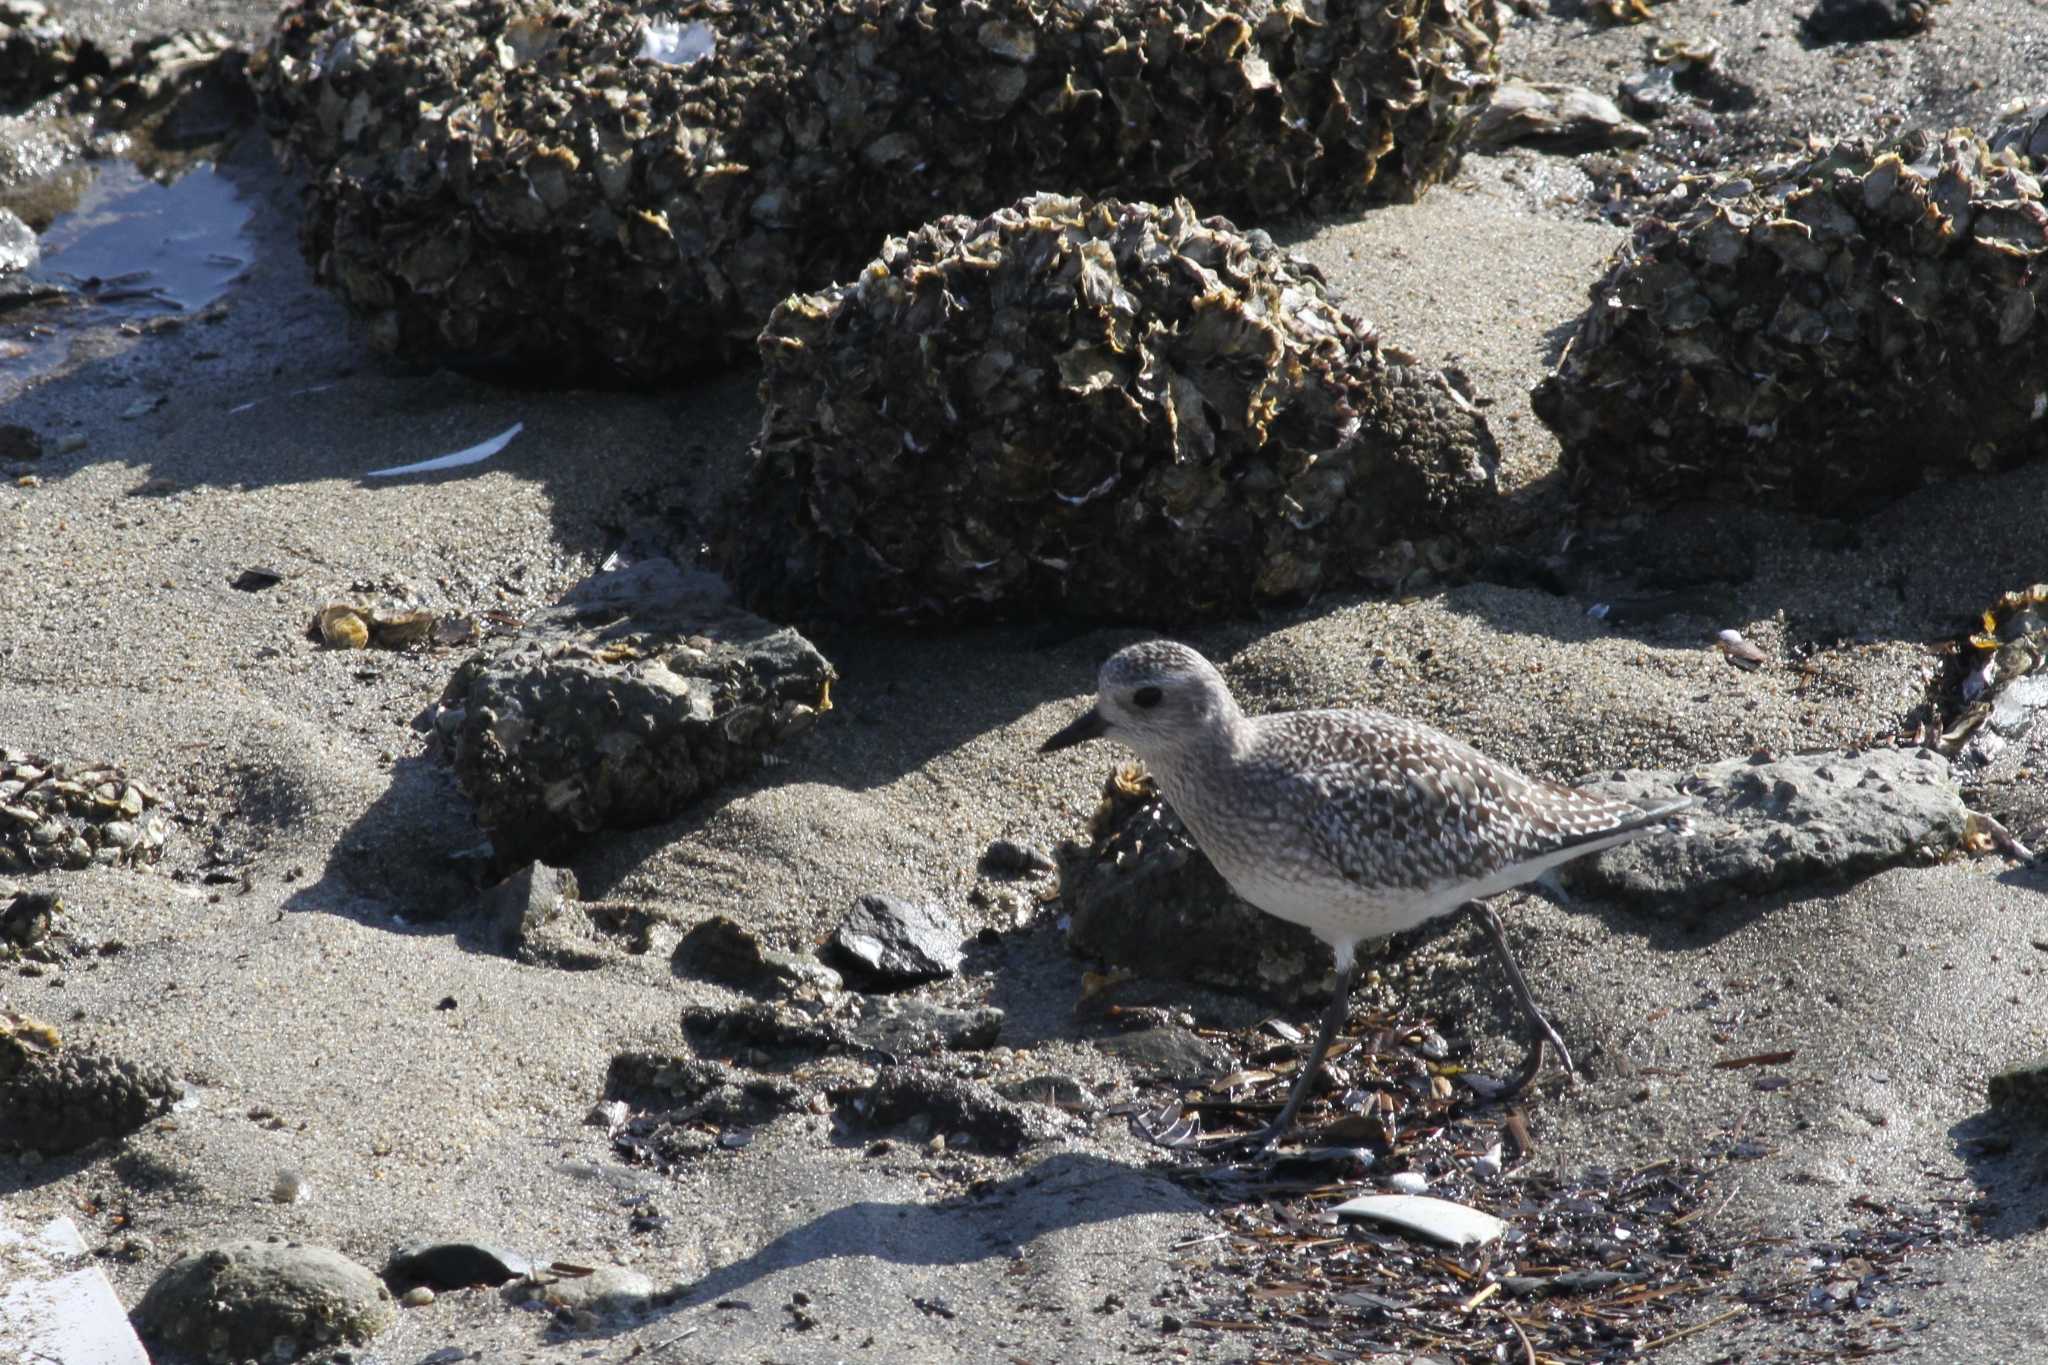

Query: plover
[1042,640,1689,1151]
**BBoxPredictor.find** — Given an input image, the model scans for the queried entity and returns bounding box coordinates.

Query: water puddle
[0,158,255,394]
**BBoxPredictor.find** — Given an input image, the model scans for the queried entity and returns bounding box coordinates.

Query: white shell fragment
[638,19,713,67]
[1331,1194,1508,1248]
[1716,628,1768,669]
[1387,1171,1430,1195]
[365,422,523,479]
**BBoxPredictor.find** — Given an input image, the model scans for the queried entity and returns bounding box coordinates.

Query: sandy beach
[4,1,2048,1361]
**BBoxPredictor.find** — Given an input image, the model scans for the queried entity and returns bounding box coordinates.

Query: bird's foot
[1127,1102,1298,1158]
[1127,1100,1206,1151]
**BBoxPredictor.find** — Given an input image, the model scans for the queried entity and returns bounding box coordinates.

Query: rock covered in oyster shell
[726,193,1500,625]
[434,559,834,864]
[0,750,173,872]
[1533,119,2048,515]
[0,1011,183,1153]
[249,0,1499,384]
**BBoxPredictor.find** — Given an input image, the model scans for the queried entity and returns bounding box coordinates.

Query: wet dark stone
[1802,0,1936,41]
[847,1000,1003,1057]
[1058,787,1336,1006]
[1987,1057,2048,1120]
[131,1240,395,1360]
[436,560,834,865]
[0,420,41,459]
[845,1068,1057,1152]
[1,888,58,948]
[384,1240,532,1291]
[826,895,964,989]
[981,838,1056,877]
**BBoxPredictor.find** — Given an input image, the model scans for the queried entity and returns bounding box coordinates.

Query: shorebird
[1042,640,1689,1151]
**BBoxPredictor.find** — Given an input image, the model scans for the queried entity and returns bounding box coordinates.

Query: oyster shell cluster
[1943,583,2048,753]
[434,560,835,863]
[249,0,1499,382]
[726,193,1501,625]
[0,749,173,872]
[1534,113,2048,514]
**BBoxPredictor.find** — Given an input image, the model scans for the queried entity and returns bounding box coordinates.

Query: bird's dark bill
[1040,706,1109,753]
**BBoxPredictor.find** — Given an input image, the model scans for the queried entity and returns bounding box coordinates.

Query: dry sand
[4,1,2048,1362]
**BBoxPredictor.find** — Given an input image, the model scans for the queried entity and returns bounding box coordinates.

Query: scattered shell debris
[0,750,172,872]
[727,192,1500,626]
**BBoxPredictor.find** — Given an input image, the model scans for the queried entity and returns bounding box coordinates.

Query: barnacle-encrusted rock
[249,0,1500,383]
[1534,122,2048,515]
[727,194,1500,625]
[1056,764,1335,1005]
[434,559,834,863]
[0,750,172,872]
[133,1241,396,1363]
[0,1012,182,1153]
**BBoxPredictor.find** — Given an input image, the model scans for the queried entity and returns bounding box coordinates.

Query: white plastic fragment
[1331,1194,1508,1248]
[365,421,524,478]
[639,19,714,67]
[0,1214,152,1364]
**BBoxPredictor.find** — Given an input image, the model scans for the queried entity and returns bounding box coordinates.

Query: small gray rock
[482,861,579,948]
[1094,1027,1233,1087]
[827,895,964,989]
[482,862,607,968]
[1988,1057,2048,1120]
[385,1239,533,1290]
[510,1264,655,1323]
[674,915,842,996]
[131,1240,395,1362]
[848,1000,1003,1056]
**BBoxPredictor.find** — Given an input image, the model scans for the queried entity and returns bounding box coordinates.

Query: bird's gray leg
[1241,956,1360,1151]
[1466,902,1574,1097]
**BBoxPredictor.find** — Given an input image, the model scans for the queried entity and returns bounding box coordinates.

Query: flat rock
[847,1000,1003,1057]
[1574,748,1967,911]
[826,894,964,989]
[509,1263,655,1323]
[131,1240,396,1363]
[436,560,833,864]
[1093,1028,1235,1087]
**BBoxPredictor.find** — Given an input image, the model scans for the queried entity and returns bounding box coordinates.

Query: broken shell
[1716,629,1768,669]
[317,603,370,649]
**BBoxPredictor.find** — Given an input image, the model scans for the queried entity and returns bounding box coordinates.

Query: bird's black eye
[1132,686,1163,710]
